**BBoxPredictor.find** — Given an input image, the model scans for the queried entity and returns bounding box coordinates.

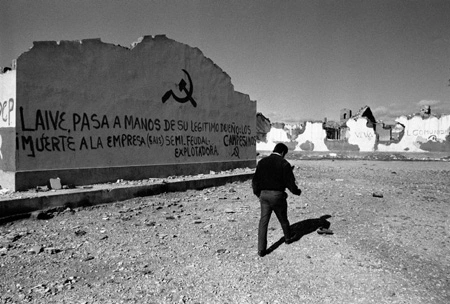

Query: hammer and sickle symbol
[162,69,197,107]
[428,135,437,142]
[231,146,240,158]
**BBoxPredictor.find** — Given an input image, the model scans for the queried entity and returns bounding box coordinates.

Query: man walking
[252,143,302,257]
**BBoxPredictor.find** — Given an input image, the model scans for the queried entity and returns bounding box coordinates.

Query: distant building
[340,108,352,123]
[256,104,450,153]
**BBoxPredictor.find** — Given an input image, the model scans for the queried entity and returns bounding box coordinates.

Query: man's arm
[283,163,301,196]
[252,167,261,197]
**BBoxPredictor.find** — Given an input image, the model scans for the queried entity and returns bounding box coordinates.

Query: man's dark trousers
[258,190,291,252]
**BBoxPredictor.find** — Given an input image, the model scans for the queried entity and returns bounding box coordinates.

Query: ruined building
[0,35,257,191]
[257,105,450,153]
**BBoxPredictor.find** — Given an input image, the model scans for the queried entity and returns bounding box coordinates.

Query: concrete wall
[2,35,256,190]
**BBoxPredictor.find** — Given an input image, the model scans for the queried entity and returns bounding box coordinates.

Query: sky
[1,0,449,124]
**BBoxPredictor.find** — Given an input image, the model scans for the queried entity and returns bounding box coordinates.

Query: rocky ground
[0,159,449,304]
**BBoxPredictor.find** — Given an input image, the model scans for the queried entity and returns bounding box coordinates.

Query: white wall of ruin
[0,70,16,128]
[294,121,328,151]
[378,114,450,152]
[256,126,290,151]
[346,118,377,152]
[0,70,16,175]
[257,114,450,153]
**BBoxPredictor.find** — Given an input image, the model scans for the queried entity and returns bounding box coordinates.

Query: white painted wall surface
[0,70,16,169]
[294,121,328,151]
[378,114,450,152]
[0,70,16,128]
[256,127,290,151]
[346,118,376,152]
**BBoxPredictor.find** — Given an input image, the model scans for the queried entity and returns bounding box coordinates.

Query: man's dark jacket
[252,153,301,197]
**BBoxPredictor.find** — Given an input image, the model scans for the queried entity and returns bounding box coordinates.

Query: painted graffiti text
[107,134,147,148]
[354,131,374,139]
[124,115,161,131]
[406,129,448,137]
[1,98,14,126]
[223,134,256,147]
[174,145,219,158]
[17,134,75,157]
[20,107,68,131]
[73,113,110,131]
[17,109,254,159]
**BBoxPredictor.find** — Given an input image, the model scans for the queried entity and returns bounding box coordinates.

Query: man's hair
[273,143,288,155]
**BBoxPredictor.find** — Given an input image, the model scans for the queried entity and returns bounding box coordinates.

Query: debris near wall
[0,167,254,201]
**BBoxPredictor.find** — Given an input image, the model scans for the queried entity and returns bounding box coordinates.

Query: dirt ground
[0,159,449,304]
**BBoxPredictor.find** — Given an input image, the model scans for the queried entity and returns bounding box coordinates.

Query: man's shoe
[258,250,266,257]
[317,227,334,235]
[285,233,297,244]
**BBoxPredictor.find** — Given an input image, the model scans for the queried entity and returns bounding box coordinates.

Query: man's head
[273,143,289,157]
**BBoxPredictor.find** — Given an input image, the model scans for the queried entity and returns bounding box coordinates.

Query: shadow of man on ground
[265,215,332,255]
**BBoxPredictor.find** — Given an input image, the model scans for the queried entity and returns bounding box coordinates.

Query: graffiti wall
[0,70,16,172]
[379,115,450,152]
[2,35,256,190]
[0,71,16,128]
[346,118,376,152]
